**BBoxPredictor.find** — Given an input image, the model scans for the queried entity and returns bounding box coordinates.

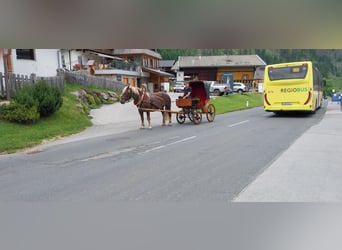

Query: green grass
[0,84,93,154]
[211,92,264,114]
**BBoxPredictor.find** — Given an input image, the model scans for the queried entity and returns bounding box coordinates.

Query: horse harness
[135,89,161,110]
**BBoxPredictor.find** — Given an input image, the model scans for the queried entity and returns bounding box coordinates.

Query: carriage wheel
[176,112,186,124]
[188,113,194,122]
[206,104,216,122]
[188,108,194,122]
[191,111,202,125]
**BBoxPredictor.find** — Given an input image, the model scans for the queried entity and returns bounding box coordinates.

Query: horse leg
[166,97,172,126]
[168,110,172,126]
[147,112,152,129]
[161,109,166,126]
[139,110,145,129]
[165,103,172,126]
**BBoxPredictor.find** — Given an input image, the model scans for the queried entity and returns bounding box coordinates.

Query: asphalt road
[0,100,326,201]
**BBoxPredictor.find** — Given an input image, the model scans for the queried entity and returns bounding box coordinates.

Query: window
[16,49,35,60]
[268,65,308,81]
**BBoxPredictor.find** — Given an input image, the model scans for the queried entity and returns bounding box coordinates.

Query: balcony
[94,61,142,77]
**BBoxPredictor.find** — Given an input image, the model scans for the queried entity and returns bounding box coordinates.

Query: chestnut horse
[120,84,172,128]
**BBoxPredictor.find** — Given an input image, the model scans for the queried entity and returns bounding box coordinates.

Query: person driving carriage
[179,82,199,107]
[181,82,192,99]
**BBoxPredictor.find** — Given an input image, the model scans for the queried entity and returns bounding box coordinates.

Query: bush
[86,94,95,105]
[33,80,63,117]
[81,102,90,115]
[12,85,38,108]
[93,95,102,105]
[1,80,63,124]
[0,103,8,120]
[0,102,40,124]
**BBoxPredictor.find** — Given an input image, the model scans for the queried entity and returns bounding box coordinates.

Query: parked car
[173,82,185,93]
[233,82,247,94]
[204,81,230,96]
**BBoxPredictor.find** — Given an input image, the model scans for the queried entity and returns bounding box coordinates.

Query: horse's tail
[163,93,172,122]
[165,93,172,110]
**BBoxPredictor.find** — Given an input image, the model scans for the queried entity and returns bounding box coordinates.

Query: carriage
[175,80,216,125]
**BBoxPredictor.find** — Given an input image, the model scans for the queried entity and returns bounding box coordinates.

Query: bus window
[268,65,308,81]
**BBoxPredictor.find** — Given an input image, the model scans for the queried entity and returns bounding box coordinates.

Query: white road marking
[142,136,197,154]
[228,120,250,127]
[80,147,136,162]
[80,136,196,161]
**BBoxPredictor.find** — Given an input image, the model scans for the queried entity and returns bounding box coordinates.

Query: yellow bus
[263,61,324,113]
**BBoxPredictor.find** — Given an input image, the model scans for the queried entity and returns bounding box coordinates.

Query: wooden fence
[0,71,125,100]
[64,72,125,91]
[0,72,65,100]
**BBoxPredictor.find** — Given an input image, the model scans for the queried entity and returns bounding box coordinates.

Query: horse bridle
[121,86,132,103]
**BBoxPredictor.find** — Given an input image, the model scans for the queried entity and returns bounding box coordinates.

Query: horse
[120,84,172,129]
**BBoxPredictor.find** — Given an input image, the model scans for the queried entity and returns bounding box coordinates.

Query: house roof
[86,50,123,60]
[253,66,265,80]
[113,49,162,59]
[173,55,266,70]
[142,67,174,77]
[159,60,175,68]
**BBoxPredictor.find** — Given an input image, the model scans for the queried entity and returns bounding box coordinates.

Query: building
[1,49,62,77]
[0,49,65,99]
[172,55,266,89]
[61,49,173,92]
[253,65,265,92]
[159,60,176,77]
[60,49,123,72]
[112,49,173,92]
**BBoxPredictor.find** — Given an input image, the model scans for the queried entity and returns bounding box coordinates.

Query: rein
[135,89,158,110]
[134,89,145,107]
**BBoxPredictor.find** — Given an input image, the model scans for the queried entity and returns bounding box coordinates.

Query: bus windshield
[268,65,308,81]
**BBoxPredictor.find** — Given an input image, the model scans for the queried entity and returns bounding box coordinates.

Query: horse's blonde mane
[123,85,140,97]
[131,86,140,96]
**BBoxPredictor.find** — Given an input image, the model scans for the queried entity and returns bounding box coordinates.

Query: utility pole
[3,49,12,100]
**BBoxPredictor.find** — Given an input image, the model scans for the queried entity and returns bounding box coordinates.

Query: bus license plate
[282,102,292,106]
